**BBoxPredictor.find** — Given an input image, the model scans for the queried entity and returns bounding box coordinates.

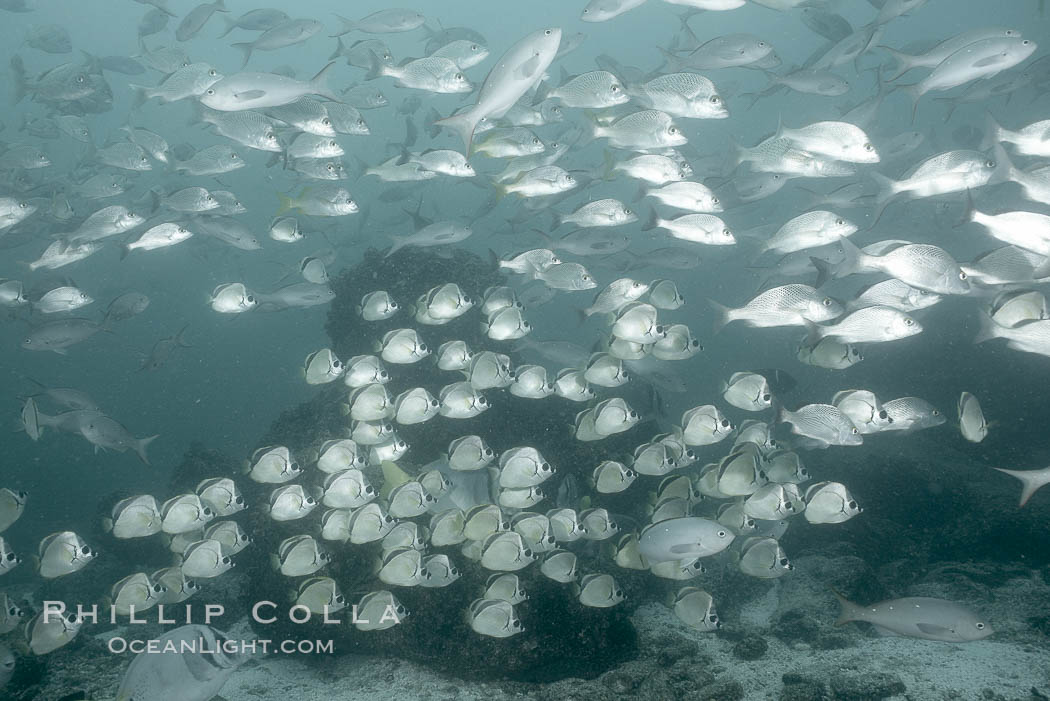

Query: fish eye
[712,197,720,204]
[905,318,913,325]
[611,84,620,92]
[669,126,680,134]
[959,271,967,280]
[779,558,789,566]
[762,393,771,401]
[720,419,730,428]
[206,89,215,95]
[835,218,844,225]
[985,160,995,168]
[81,546,91,555]
[822,297,833,306]
[848,500,858,509]
[246,295,255,303]
[1023,39,1030,45]
[717,529,727,537]
[722,228,732,237]
[976,622,985,629]
[545,29,553,34]
[851,427,859,434]
[932,409,941,416]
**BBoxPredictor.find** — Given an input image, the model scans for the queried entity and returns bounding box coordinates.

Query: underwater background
[1,0,1050,699]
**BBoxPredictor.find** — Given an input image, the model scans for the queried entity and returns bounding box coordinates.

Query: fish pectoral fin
[915,622,952,637]
[668,544,696,555]
[514,54,541,80]
[233,90,266,101]
[970,56,1004,68]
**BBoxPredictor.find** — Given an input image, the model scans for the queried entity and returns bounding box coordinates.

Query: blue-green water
[1,0,1050,698]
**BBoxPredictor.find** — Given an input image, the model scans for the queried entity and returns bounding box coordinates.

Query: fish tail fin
[656,45,680,73]
[878,46,914,81]
[128,83,149,109]
[974,311,1004,345]
[721,137,743,177]
[231,42,253,70]
[990,142,1015,185]
[1033,257,1050,280]
[577,112,601,147]
[897,83,921,122]
[980,111,1004,151]
[217,13,237,38]
[384,234,407,259]
[737,91,761,111]
[10,54,27,103]
[802,319,823,348]
[958,189,976,229]
[309,61,340,101]
[992,467,1047,507]
[534,72,553,103]
[641,207,660,233]
[810,256,833,288]
[868,171,897,225]
[276,193,294,215]
[599,149,617,181]
[135,435,160,466]
[424,107,442,139]
[708,299,732,334]
[830,587,862,626]
[331,14,356,37]
[328,36,347,62]
[433,109,480,156]
[364,49,385,81]
[835,236,868,278]
[175,324,192,348]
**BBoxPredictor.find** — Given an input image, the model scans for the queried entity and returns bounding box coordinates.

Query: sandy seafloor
[73,570,1050,701]
[205,614,1050,701]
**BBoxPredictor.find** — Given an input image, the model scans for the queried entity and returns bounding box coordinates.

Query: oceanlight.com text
[107,636,335,655]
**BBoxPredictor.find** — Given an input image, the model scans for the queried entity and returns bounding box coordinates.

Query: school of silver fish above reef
[1,0,1050,699]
